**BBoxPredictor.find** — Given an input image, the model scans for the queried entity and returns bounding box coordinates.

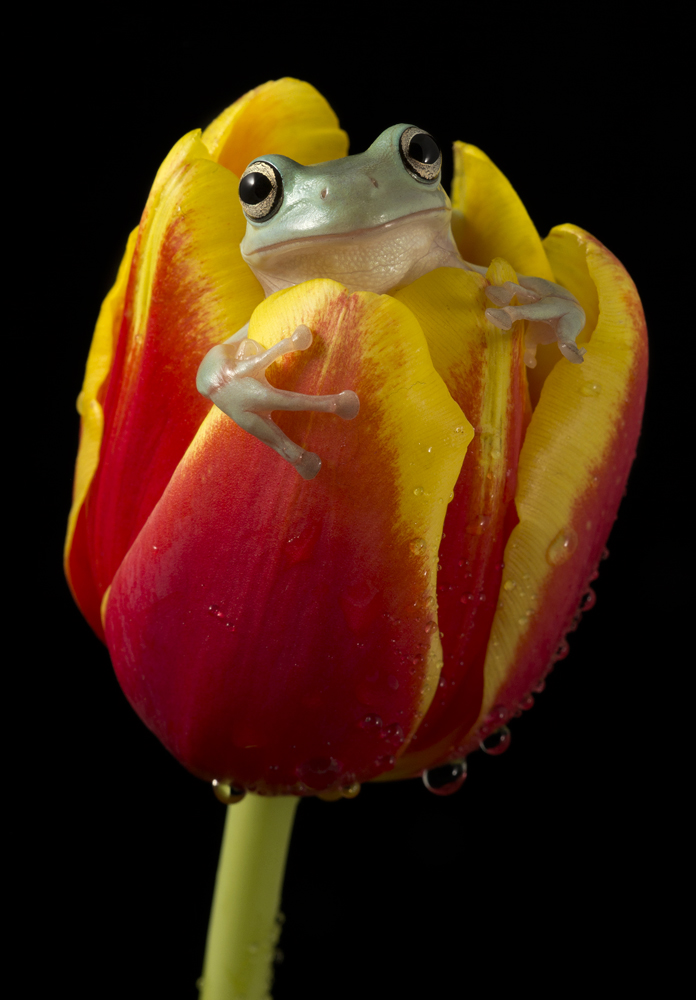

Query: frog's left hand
[484,275,586,368]
[197,325,360,480]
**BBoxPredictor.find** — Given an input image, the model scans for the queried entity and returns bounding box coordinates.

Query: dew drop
[424,621,438,635]
[554,640,570,661]
[340,782,361,799]
[375,754,396,770]
[466,514,492,536]
[579,381,602,396]
[579,587,597,611]
[503,579,517,591]
[422,760,468,796]
[296,757,342,783]
[480,725,511,755]
[359,714,383,732]
[212,779,246,805]
[380,723,405,746]
[410,538,426,554]
[455,425,466,434]
[546,527,579,566]
[413,486,424,497]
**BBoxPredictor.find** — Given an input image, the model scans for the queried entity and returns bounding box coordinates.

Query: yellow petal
[248,278,473,725]
[64,225,137,582]
[469,225,647,741]
[202,78,349,177]
[450,142,554,281]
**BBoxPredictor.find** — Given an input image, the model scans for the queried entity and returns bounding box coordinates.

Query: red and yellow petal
[449,142,575,403]
[66,79,350,639]
[103,279,472,793]
[388,261,529,777]
[398,226,647,773]
[67,131,261,637]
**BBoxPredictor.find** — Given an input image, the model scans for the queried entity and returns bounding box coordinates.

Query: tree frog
[197,125,585,479]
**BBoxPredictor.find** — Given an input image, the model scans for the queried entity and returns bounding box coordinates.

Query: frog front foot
[196,325,360,480]
[484,275,586,368]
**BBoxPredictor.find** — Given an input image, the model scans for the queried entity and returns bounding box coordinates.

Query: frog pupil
[408,133,439,165]
[239,172,273,205]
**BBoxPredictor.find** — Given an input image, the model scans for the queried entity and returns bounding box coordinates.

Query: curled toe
[334,391,360,419]
[293,450,322,480]
[559,341,586,364]
[291,325,312,351]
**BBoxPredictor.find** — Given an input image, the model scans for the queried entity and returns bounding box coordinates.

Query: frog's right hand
[196,325,360,481]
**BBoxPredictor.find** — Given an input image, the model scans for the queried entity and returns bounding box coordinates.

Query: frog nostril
[368,176,379,188]
[320,188,328,200]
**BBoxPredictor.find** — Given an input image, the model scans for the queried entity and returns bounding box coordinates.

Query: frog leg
[483,275,587,367]
[196,325,359,481]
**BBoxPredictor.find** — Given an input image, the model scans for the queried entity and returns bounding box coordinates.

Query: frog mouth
[244,207,449,256]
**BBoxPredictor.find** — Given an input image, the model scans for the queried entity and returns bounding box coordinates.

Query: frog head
[238,125,462,296]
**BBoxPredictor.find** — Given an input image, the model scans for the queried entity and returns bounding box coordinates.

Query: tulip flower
[65,78,647,999]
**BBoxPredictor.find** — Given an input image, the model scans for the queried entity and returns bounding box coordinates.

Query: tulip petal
[202,78,349,175]
[68,130,263,637]
[66,80,348,638]
[450,143,554,281]
[449,143,583,403]
[403,226,647,769]
[64,226,137,629]
[104,280,472,793]
[388,263,529,777]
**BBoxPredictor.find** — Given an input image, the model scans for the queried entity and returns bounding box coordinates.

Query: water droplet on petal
[546,527,579,566]
[466,514,492,536]
[422,760,468,795]
[580,587,597,611]
[380,723,405,746]
[480,725,511,755]
[340,782,361,799]
[212,779,246,804]
[296,757,342,783]
[424,621,438,635]
[359,714,383,732]
[410,538,427,554]
[579,381,602,396]
[413,486,424,497]
[503,579,517,591]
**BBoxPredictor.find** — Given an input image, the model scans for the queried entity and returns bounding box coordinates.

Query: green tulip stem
[199,794,299,1000]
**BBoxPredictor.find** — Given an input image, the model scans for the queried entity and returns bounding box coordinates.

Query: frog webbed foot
[484,276,586,368]
[196,325,360,480]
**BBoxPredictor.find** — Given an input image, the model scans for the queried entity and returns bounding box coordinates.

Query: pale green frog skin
[197,125,585,479]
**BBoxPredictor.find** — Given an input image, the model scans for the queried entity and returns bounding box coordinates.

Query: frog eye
[399,127,442,182]
[239,161,283,221]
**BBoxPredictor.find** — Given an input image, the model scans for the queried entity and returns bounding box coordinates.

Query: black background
[17,12,682,999]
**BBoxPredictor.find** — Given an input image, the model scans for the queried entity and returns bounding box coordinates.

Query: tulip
[65,78,646,998]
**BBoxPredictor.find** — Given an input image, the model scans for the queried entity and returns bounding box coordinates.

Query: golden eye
[399,127,442,182]
[239,161,283,220]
